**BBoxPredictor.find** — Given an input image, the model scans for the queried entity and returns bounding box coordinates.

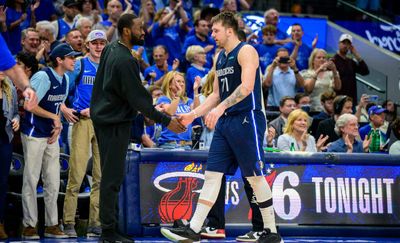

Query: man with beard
[90,14,186,242]
[332,34,369,103]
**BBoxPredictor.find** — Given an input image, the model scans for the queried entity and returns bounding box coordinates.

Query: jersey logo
[228,56,235,60]
[53,86,59,89]
[242,116,249,125]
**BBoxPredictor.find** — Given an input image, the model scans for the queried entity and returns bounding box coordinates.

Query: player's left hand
[205,106,224,129]
[23,87,38,111]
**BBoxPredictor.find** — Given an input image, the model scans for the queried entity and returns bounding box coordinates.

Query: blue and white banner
[336,21,400,54]
[139,161,400,225]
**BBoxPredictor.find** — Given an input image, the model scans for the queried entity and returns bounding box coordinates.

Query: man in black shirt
[90,14,186,242]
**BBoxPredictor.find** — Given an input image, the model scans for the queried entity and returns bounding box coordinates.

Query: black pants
[94,122,131,231]
[207,175,264,231]
[0,138,12,222]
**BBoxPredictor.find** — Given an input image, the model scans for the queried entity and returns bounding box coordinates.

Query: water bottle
[290,142,296,151]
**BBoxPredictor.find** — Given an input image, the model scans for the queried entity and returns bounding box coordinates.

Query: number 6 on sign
[272,171,301,220]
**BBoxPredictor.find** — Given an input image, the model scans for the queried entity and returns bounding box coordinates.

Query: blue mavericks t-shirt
[283,41,312,71]
[72,57,98,112]
[216,42,262,114]
[185,65,209,99]
[254,43,280,74]
[152,22,186,64]
[0,35,16,71]
[157,96,193,144]
[57,18,73,40]
[22,68,68,138]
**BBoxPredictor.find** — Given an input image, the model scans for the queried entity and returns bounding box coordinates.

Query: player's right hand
[167,117,187,133]
[178,112,195,127]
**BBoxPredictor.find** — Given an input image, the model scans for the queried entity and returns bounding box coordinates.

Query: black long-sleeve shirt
[90,41,171,127]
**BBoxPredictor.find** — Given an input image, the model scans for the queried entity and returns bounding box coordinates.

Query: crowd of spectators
[0,0,399,240]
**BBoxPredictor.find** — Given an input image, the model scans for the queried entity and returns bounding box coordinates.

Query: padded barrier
[119,149,400,237]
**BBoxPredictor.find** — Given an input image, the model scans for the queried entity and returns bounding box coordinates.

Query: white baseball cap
[87,30,108,42]
[339,33,353,43]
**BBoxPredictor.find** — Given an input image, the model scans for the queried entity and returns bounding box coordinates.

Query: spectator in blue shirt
[152,0,190,65]
[256,8,290,45]
[93,0,123,42]
[253,25,280,75]
[3,0,39,54]
[157,71,195,149]
[51,0,79,40]
[33,0,57,22]
[263,48,304,108]
[181,18,216,69]
[327,113,370,153]
[359,105,388,153]
[185,45,209,99]
[284,23,316,71]
[143,45,179,86]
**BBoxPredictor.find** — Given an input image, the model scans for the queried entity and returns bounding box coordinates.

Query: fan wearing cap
[60,30,107,238]
[20,43,80,240]
[359,105,389,153]
[331,33,369,102]
[52,0,79,40]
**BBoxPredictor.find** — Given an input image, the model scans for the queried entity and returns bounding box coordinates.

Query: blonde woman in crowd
[157,71,196,149]
[301,48,341,112]
[277,109,328,152]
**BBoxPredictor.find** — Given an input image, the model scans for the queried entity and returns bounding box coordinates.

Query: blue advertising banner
[139,161,400,225]
[335,21,400,54]
[242,14,327,49]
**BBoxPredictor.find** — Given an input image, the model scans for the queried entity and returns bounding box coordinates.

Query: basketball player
[161,11,283,243]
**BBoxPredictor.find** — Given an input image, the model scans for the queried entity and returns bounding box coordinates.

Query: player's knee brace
[246,175,272,207]
[198,171,224,204]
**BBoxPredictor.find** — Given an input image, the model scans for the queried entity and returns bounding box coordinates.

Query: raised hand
[363,135,371,152]
[344,134,353,152]
[23,87,38,111]
[172,58,180,71]
[0,6,7,23]
[267,126,276,145]
[31,0,41,12]
[312,33,318,49]
[167,117,187,133]
[316,134,329,151]
[193,76,201,91]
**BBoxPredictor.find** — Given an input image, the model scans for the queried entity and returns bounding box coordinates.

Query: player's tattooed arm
[220,84,250,109]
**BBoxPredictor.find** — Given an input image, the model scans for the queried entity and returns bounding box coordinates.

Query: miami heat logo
[156,162,203,223]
